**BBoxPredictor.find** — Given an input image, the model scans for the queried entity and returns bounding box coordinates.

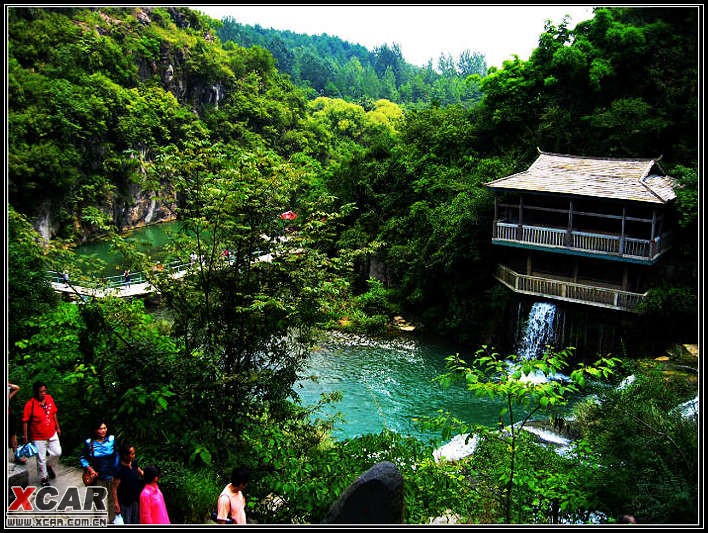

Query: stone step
[8,448,86,503]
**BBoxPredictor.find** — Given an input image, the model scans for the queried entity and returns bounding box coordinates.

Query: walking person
[112,442,144,525]
[8,381,26,464]
[80,419,119,522]
[123,269,131,288]
[22,381,62,487]
[215,466,250,524]
[140,465,170,524]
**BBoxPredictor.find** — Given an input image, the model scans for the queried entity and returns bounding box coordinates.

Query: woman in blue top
[80,419,119,522]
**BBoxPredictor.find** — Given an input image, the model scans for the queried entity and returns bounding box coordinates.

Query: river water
[296,333,502,443]
[75,223,505,444]
[75,222,178,275]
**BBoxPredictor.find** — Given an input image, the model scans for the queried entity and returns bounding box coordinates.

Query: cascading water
[511,301,567,384]
[507,302,576,461]
[516,301,557,360]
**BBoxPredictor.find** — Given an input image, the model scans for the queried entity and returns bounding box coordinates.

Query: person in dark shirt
[112,442,144,524]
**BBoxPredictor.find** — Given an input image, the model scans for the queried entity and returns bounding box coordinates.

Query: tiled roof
[486,151,676,204]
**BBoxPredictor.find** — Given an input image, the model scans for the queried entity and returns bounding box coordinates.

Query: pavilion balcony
[492,221,671,264]
[494,264,646,313]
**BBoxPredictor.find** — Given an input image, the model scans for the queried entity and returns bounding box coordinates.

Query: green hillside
[7,6,699,525]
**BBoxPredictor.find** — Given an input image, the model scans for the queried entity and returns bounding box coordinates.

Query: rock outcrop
[322,461,404,524]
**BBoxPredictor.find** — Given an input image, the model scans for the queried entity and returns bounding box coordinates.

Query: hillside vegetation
[7,6,699,525]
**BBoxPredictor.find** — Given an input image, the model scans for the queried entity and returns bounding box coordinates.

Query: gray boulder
[322,461,404,524]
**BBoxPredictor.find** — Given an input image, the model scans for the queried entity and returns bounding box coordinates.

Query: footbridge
[48,249,280,300]
[47,259,194,299]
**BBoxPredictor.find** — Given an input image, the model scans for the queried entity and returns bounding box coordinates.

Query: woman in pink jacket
[139,465,170,524]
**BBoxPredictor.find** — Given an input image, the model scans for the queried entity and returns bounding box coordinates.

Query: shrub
[157,461,222,524]
[355,278,396,316]
[572,368,699,524]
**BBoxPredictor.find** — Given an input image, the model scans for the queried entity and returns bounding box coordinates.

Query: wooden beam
[496,202,656,223]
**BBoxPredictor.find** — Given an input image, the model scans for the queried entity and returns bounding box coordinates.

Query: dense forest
[216,17,487,106]
[6,6,699,525]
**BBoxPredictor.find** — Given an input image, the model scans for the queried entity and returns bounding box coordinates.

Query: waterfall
[675,396,699,419]
[144,198,156,224]
[35,205,52,243]
[512,302,569,384]
[516,302,557,360]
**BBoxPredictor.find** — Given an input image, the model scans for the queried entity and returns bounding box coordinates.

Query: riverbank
[644,343,699,387]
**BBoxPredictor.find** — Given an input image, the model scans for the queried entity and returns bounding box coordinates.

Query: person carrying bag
[79,419,119,522]
[82,439,99,486]
[22,381,62,487]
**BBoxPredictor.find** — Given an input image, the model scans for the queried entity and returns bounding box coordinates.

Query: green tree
[7,207,59,348]
[437,52,457,77]
[436,346,620,523]
[146,139,353,464]
[373,43,408,87]
[671,165,698,229]
[573,367,698,523]
[457,49,487,77]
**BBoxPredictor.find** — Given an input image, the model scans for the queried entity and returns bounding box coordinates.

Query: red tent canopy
[280,210,297,220]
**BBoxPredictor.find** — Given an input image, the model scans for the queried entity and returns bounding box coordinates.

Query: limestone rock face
[322,461,404,524]
[25,7,228,242]
[112,182,177,231]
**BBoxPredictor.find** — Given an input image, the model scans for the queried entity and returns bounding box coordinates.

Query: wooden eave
[486,151,676,205]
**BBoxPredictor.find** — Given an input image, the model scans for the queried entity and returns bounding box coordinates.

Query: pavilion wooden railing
[494,264,646,312]
[492,221,671,262]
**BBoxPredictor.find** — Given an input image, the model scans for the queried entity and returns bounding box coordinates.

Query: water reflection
[74,222,180,275]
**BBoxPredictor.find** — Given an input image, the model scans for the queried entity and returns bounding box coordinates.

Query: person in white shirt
[215,466,250,524]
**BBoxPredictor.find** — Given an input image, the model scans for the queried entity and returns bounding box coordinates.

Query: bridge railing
[47,251,273,298]
[492,221,671,262]
[494,264,646,312]
[48,259,193,291]
[48,270,105,289]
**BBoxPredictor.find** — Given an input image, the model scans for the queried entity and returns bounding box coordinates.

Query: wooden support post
[573,260,579,283]
[517,196,524,241]
[566,200,574,247]
[650,209,657,258]
[619,207,626,255]
[493,197,498,238]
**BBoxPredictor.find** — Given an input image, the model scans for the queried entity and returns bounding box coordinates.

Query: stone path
[7,450,109,526]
